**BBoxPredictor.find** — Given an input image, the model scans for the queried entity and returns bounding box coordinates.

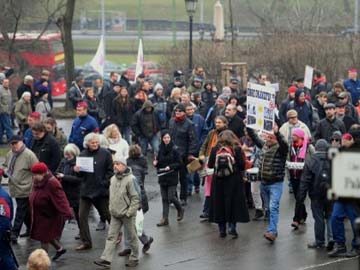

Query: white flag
[90,35,105,76]
[135,39,144,79]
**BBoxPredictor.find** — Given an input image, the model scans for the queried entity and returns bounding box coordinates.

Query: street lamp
[184,0,198,75]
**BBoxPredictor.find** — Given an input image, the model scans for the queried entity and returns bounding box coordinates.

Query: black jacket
[201,90,218,113]
[227,114,245,139]
[78,147,114,199]
[314,117,346,142]
[30,133,61,174]
[278,97,292,125]
[17,83,35,110]
[111,97,134,128]
[131,106,159,139]
[103,90,118,119]
[156,143,181,186]
[247,128,288,184]
[68,83,84,109]
[168,117,198,158]
[84,95,100,120]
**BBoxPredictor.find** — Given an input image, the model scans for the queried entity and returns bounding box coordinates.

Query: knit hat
[31,162,48,174]
[342,133,353,141]
[21,91,31,98]
[154,83,163,92]
[349,68,357,73]
[194,76,203,82]
[113,154,127,165]
[331,131,342,141]
[286,109,298,119]
[29,112,41,119]
[292,128,305,140]
[288,86,297,94]
[315,139,328,152]
[76,101,88,109]
[217,94,229,103]
[63,143,80,157]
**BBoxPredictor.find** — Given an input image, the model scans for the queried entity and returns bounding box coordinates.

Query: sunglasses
[331,139,340,142]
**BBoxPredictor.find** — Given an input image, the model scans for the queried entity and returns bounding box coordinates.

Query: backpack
[314,158,331,198]
[215,147,235,177]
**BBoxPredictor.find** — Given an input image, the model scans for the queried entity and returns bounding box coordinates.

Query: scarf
[8,145,26,176]
[206,131,218,157]
[174,114,186,123]
[292,139,308,159]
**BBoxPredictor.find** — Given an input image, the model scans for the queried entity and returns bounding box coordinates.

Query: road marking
[296,256,359,270]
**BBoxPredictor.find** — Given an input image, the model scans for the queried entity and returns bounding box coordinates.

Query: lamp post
[184,0,198,76]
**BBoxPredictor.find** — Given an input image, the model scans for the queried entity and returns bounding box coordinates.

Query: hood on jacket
[115,167,132,180]
[295,89,305,103]
[315,139,328,152]
[154,83,163,92]
[142,100,154,111]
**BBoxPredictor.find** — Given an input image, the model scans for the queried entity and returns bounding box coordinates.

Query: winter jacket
[247,128,288,184]
[30,133,61,174]
[108,138,129,160]
[201,90,218,113]
[53,128,68,152]
[131,104,159,139]
[111,97,134,128]
[313,99,326,120]
[344,79,360,106]
[35,99,52,122]
[109,168,140,218]
[188,113,207,152]
[23,128,33,148]
[84,95,100,120]
[69,114,99,150]
[288,143,314,180]
[288,100,313,131]
[278,96,293,125]
[314,117,346,142]
[226,114,245,139]
[0,186,13,229]
[205,105,225,130]
[14,98,32,125]
[34,78,53,108]
[17,83,35,110]
[68,82,84,109]
[156,143,181,186]
[0,85,12,114]
[3,148,38,198]
[279,120,312,144]
[168,117,198,158]
[78,147,114,199]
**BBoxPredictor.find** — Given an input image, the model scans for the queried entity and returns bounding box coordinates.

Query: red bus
[0,32,66,96]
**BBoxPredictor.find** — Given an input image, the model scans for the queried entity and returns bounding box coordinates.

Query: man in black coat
[68,76,85,109]
[224,104,245,139]
[101,82,121,129]
[314,103,346,142]
[168,104,198,205]
[30,123,61,174]
[17,75,35,110]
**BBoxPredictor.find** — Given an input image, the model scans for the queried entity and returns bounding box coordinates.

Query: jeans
[260,182,283,235]
[290,178,307,222]
[139,135,159,157]
[331,201,359,248]
[0,230,17,270]
[120,126,131,145]
[0,113,13,142]
[79,197,110,246]
[251,181,263,210]
[310,199,333,245]
[218,222,236,233]
[11,198,31,237]
[160,185,182,219]
[187,173,200,193]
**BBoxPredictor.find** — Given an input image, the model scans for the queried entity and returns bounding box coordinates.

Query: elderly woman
[15,91,32,135]
[103,124,129,160]
[29,162,73,261]
[166,87,181,119]
[35,88,52,122]
[56,144,82,232]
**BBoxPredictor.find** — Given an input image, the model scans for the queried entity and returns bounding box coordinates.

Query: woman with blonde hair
[166,87,181,119]
[27,249,51,270]
[103,124,129,160]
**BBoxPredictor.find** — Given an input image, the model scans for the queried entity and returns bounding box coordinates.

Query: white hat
[113,154,127,165]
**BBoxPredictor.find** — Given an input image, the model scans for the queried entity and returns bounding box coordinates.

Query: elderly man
[247,124,288,242]
[0,78,14,143]
[74,133,113,250]
[279,110,312,144]
[224,104,245,139]
[69,102,99,151]
[17,75,35,110]
[2,135,38,244]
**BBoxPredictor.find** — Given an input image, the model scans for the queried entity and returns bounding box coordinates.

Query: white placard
[304,65,314,89]
[76,157,94,173]
[246,82,276,133]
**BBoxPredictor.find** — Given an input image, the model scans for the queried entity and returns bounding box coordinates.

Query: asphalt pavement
[9,119,360,270]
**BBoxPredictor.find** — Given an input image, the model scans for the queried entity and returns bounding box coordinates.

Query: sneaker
[94,258,111,267]
[252,209,264,221]
[142,237,153,253]
[52,248,67,261]
[96,221,106,231]
[156,219,169,227]
[264,232,276,242]
[228,229,238,239]
[74,233,80,240]
[118,249,131,257]
[326,241,335,251]
[307,242,325,249]
[291,221,299,230]
[199,213,209,219]
[346,248,360,258]
[125,259,139,267]
[19,231,30,238]
[328,243,347,257]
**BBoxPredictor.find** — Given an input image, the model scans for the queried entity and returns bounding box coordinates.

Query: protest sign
[304,65,314,89]
[76,157,94,173]
[246,82,276,133]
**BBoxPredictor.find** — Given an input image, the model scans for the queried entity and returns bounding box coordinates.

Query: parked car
[126,61,163,81]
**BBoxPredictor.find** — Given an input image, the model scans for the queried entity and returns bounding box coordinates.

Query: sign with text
[304,65,314,89]
[331,151,360,199]
[246,82,276,133]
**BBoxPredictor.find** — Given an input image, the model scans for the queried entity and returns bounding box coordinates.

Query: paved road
[9,119,360,270]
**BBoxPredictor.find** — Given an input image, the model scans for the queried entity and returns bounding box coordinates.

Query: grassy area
[0,146,9,158]
[74,53,162,66]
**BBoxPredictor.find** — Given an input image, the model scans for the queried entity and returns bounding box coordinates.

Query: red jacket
[30,173,72,242]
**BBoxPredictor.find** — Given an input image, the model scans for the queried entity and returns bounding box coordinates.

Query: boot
[177,208,184,221]
[252,210,264,221]
[156,219,169,227]
[328,243,347,257]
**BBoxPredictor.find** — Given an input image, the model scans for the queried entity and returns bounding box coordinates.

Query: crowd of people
[0,64,360,269]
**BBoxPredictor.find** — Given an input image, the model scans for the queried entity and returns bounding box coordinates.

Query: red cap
[76,101,88,109]
[31,162,48,174]
[349,68,357,73]
[29,112,41,119]
[342,133,353,141]
[288,86,297,94]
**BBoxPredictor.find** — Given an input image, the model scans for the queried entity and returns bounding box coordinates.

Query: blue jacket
[188,113,207,152]
[343,79,360,106]
[0,186,13,230]
[24,128,33,148]
[69,114,99,150]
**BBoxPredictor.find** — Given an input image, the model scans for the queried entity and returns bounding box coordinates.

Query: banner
[304,65,314,89]
[135,38,144,79]
[246,82,276,133]
[89,35,105,76]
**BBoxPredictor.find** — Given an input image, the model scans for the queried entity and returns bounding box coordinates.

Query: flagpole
[101,0,105,77]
